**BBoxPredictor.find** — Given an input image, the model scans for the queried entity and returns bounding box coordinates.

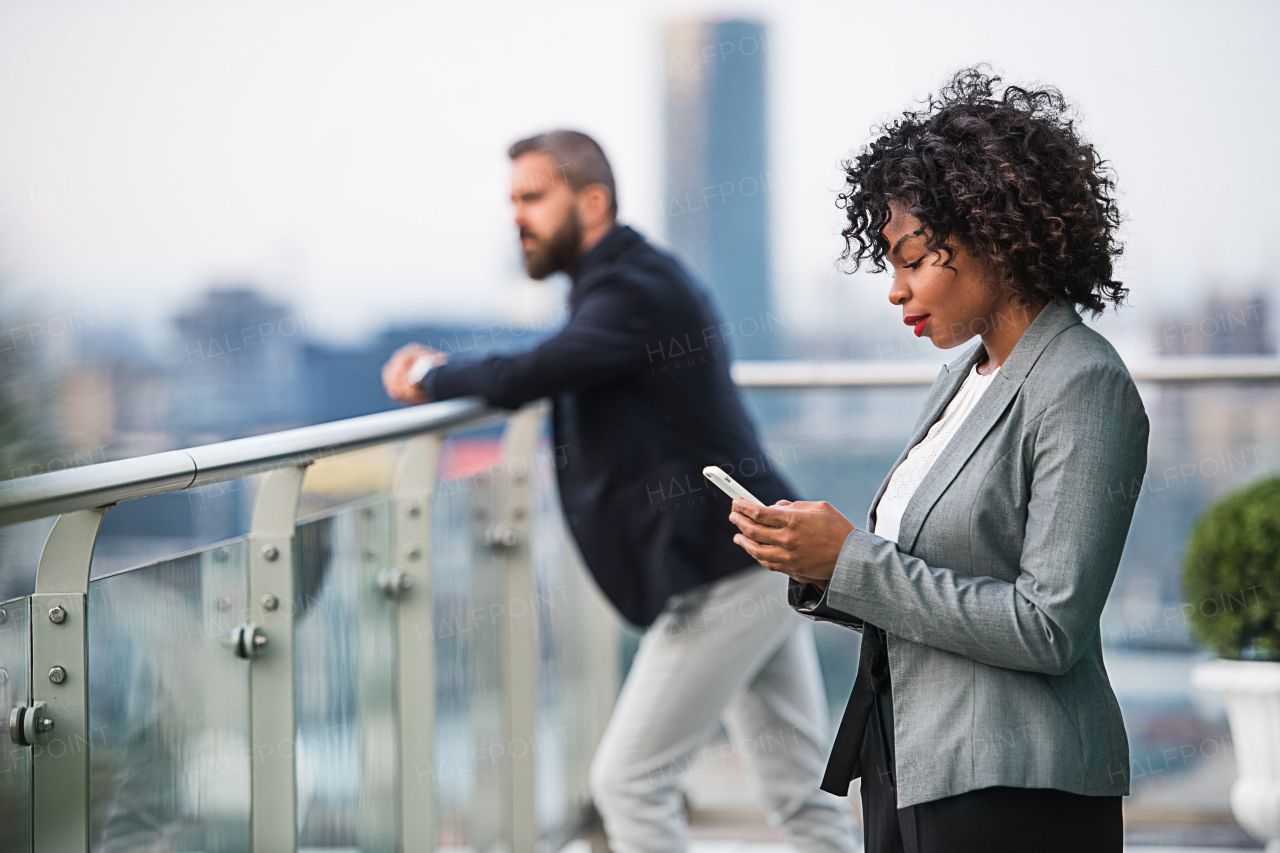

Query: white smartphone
[702,465,765,507]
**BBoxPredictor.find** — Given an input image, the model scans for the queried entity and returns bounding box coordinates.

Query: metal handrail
[0,397,494,528]
[730,355,1280,388]
[1122,355,1280,382]
[731,360,942,387]
[3,355,1278,527]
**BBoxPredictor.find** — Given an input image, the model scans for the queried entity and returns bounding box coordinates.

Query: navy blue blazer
[425,225,793,626]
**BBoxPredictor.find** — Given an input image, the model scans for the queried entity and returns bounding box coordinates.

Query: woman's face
[882,199,1007,350]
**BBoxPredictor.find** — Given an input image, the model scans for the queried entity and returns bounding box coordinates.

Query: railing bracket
[232,623,268,659]
[377,568,413,599]
[485,523,519,550]
[9,700,53,747]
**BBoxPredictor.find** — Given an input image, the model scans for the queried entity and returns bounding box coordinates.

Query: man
[383,130,855,853]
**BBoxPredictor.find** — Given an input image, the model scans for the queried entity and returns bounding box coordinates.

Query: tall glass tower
[664,19,775,359]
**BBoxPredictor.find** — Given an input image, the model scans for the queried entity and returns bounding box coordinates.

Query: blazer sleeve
[788,579,866,632]
[820,364,1149,676]
[425,276,651,409]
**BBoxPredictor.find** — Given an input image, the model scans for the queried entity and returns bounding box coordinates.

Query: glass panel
[294,500,398,851]
[433,430,506,853]
[0,596,31,853]
[90,486,252,581]
[0,517,57,600]
[743,381,1280,824]
[296,444,398,520]
[87,540,251,853]
[530,440,596,844]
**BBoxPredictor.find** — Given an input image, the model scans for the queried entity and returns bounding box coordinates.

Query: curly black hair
[837,66,1125,316]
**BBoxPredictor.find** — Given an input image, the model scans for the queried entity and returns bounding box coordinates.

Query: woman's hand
[729,498,856,586]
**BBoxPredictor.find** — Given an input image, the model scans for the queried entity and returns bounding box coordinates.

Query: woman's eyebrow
[891,228,925,256]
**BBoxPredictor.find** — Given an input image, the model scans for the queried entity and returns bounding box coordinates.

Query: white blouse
[873,362,999,545]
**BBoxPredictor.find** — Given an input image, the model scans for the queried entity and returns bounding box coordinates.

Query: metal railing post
[495,403,545,853]
[29,507,108,853]
[247,466,307,853]
[355,500,398,853]
[391,433,444,853]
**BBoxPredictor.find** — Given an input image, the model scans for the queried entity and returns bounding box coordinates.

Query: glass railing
[0,399,617,853]
[1,358,1277,851]
[88,540,252,852]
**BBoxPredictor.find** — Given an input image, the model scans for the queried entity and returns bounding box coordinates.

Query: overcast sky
[1,0,1276,350]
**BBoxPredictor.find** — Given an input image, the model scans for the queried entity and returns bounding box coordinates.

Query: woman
[728,68,1148,853]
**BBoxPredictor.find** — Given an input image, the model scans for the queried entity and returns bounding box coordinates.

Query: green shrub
[1182,476,1280,660]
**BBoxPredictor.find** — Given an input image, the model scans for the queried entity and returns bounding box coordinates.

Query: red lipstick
[903,314,930,337]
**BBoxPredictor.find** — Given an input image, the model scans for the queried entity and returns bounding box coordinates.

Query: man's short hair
[509,130,618,218]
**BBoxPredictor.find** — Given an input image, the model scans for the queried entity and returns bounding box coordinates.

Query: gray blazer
[792,297,1149,808]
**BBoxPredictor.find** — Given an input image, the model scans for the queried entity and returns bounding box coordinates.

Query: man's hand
[729,499,856,588]
[382,344,446,405]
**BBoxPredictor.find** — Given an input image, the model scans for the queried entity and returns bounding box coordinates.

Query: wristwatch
[406,354,435,387]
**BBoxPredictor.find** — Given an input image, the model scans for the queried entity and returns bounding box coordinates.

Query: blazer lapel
[865,356,973,531]
[890,299,1083,552]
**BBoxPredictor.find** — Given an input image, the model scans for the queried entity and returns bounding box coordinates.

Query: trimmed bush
[1182,476,1280,660]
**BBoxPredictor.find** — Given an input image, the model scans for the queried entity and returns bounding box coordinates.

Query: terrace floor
[567,733,1265,853]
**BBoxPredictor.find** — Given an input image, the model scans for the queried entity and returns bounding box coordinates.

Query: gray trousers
[589,567,860,853]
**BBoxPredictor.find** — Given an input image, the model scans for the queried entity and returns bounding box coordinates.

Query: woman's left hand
[729,498,856,585]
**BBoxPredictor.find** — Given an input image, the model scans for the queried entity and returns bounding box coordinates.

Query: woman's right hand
[731,498,847,590]
[781,502,831,589]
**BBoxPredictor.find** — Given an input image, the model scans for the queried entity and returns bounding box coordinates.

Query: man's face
[510,152,582,279]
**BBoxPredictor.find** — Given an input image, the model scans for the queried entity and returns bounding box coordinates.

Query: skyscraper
[664,19,776,359]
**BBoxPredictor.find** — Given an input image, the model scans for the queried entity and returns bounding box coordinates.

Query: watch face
[406,354,434,385]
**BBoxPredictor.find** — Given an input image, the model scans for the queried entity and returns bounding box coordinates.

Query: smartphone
[702,465,765,507]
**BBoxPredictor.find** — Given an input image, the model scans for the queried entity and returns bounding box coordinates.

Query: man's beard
[521,210,583,280]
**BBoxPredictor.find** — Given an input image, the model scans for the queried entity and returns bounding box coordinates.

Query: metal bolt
[377,568,413,598]
[48,667,66,684]
[48,606,67,625]
[213,547,229,563]
[407,503,422,518]
[215,595,233,612]
[260,593,279,612]
[403,545,422,561]
[233,623,267,659]
[35,717,55,734]
[261,544,279,562]
[485,523,519,550]
[512,506,526,520]
[0,608,7,625]
[513,472,528,484]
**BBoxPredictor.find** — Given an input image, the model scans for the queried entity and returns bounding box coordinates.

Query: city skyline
[665,19,775,358]
[1,1,1277,347]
